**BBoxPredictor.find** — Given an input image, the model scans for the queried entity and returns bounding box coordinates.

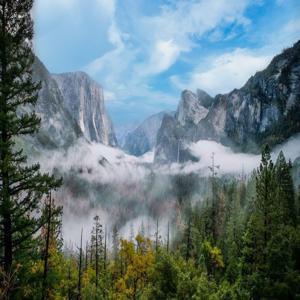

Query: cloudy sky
[34,0,300,130]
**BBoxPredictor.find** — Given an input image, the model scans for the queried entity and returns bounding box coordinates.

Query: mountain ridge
[155,40,300,163]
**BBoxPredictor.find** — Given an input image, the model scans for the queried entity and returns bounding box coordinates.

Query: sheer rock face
[124,111,173,156]
[155,40,300,163]
[29,57,82,150]
[53,72,117,147]
[176,90,209,126]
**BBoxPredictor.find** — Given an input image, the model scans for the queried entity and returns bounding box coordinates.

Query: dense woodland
[1,1,300,299]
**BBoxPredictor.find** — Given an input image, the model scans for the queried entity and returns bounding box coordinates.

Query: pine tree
[112,224,119,261]
[275,151,296,225]
[0,0,61,295]
[85,242,89,272]
[155,218,159,252]
[41,192,63,300]
[185,217,192,261]
[77,229,83,300]
[167,222,170,253]
[255,145,277,252]
[209,152,220,241]
[91,215,103,288]
[241,146,276,296]
[104,225,107,270]
[241,146,300,298]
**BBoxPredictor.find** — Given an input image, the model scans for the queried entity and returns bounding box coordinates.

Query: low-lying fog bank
[33,135,300,246]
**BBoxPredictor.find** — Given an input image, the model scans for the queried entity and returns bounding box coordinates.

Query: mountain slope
[53,72,117,146]
[155,40,300,163]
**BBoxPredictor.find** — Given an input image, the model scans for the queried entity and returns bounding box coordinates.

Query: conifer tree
[112,224,119,261]
[0,0,61,294]
[275,151,296,225]
[241,146,300,298]
[155,218,160,252]
[209,152,220,241]
[167,221,170,253]
[185,217,192,261]
[77,229,83,300]
[41,192,63,300]
[91,215,103,288]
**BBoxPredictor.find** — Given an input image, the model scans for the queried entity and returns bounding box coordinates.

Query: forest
[1,1,300,300]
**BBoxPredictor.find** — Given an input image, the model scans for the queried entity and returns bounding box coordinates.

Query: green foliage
[0,1,61,298]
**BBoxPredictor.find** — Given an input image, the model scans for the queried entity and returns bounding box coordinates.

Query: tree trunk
[42,193,52,300]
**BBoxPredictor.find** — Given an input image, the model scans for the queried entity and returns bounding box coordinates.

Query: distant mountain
[155,40,300,163]
[124,111,174,156]
[115,123,139,149]
[53,72,117,146]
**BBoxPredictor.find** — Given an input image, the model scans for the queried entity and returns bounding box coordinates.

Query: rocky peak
[176,90,209,126]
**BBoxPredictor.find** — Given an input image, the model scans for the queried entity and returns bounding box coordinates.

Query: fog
[34,134,300,247]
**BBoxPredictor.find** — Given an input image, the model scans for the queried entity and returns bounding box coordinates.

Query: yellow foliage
[203,241,224,269]
[112,235,154,299]
[210,246,224,268]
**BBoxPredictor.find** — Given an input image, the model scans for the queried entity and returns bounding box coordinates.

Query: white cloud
[36,0,73,10]
[170,15,300,96]
[171,48,271,95]
[84,0,255,106]
[135,39,181,77]
[96,0,116,16]
[278,19,300,46]
[133,0,252,77]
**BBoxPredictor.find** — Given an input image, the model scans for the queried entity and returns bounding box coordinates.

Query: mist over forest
[33,134,300,247]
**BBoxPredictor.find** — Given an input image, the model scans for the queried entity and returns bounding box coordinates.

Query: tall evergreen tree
[91,215,103,288]
[0,0,61,295]
[41,192,63,300]
[112,224,119,261]
[209,152,220,241]
[275,151,296,225]
[241,146,300,299]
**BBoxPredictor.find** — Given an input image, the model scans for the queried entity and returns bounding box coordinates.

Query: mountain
[155,91,213,164]
[155,40,300,163]
[20,57,82,153]
[52,72,117,147]
[124,111,174,156]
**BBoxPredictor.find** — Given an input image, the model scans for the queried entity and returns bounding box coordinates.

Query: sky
[33,0,300,132]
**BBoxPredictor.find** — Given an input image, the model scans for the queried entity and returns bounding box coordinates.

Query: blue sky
[34,0,300,131]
